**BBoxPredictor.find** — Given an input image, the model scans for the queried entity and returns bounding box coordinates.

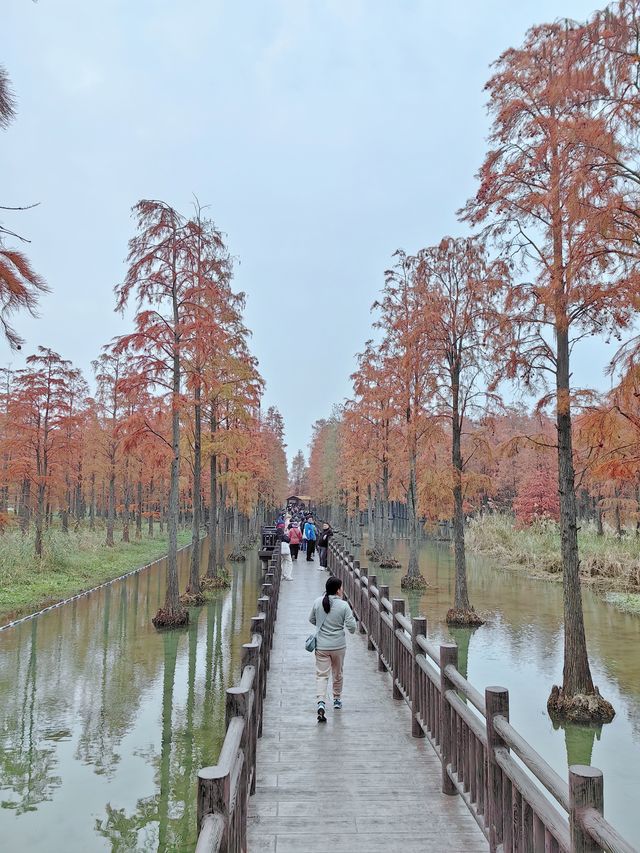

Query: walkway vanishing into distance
[196,535,637,853]
[246,551,484,852]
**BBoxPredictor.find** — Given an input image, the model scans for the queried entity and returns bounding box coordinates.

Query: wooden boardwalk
[247,552,485,852]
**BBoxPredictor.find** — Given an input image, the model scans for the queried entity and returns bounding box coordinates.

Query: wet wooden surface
[247,551,486,852]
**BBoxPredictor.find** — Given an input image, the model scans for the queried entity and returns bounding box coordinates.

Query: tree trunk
[106,463,115,547]
[556,327,594,697]
[217,466,228,570]
[122,463,130,543]
[35,482,45,558]
[381,461,391,552]
[452,388,470,611]
[89,472,96,532]
[407,446,420,577]
[596,495,603,536]
[148,479,154,537]
[187,384,202,593]
[163,354,182,616]
[206,443,218,579]
[614,487,622,538]
[367,484,375,547]
[19,477,30,535]
[136,478,143,539]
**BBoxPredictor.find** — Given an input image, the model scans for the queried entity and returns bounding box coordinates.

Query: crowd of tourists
[272,503,355,723]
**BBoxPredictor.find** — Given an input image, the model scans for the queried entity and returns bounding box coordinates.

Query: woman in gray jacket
[309,576,357,722]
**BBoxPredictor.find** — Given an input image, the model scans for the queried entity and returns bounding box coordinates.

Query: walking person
[281,533,294,581]
[309,576,356,722]
[317,522,333,569]
[288,522,302,560]
[304,516,317,562]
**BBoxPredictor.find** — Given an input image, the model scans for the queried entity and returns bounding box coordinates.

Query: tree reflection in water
[0,620,62,813]
[0,540,261,852]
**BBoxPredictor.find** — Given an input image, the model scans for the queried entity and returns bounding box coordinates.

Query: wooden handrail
[327,538,638,853]
[493,713,569,811]
[195,545,282,852]
[195,814,225,853]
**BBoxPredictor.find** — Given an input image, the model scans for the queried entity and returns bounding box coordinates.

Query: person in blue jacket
[304,516,317,562]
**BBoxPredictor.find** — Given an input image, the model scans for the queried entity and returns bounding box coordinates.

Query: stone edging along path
[0,540,193,634]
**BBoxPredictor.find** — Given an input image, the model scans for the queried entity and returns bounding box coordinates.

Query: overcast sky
[3,0,614,465]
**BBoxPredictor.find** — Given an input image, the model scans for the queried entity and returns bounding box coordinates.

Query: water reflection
[0,538,261,852]
[375,536,640,845]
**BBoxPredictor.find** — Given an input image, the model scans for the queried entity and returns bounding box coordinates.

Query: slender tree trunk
[106,458,115,547]
[367,484,375,547]
[188,384,202,593]
[556,327,594,697]
[89,472,96,532]
[596,495,603,536]
[35,482,45,558]
[163,350,182,617]
[614,487,622,538]
[148,479,154,537]
[452,372,470,611]
[217,464,228,570]
[136,477,143,539]
[61,475,70,533]
[206,442,218,579]
[19,477,30,535]
[407,444,420,577]
[122,462,130,543]
[381,460,390,552]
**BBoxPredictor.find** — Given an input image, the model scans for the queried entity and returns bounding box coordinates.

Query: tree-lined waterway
[371,536,640,845]
[2,533,639,849]
[0,539,262,852]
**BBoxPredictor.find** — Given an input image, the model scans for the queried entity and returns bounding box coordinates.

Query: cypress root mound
[446,607,485,627]
[366,547,388,562]
[401,573,428,590]
[152,608,189,629]
[201,574,231,591]
[547,685,615,724]
[227,549,246,562]
[379,558,402,569]
[180,590,206,607]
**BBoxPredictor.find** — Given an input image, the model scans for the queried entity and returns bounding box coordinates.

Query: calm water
[368,536,640,845]
[0,538,262,852]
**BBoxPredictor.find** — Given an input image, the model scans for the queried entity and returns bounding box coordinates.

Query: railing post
[411,617,426,739]
[197,768,228,839]
[378,584,389,671]
[242,643,260,794]
[367,574,377,651]
[392,599,405,699]
[485,686,509,852]
[225,685,249,850]
[440,643,458,795]
[569,765,603,853]
[358,564,368,633]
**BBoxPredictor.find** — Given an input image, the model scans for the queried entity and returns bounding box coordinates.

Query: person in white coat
[281,533,294,581]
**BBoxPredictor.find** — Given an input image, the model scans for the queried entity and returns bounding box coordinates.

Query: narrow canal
[0,539,262,852]
[372,536,640,846]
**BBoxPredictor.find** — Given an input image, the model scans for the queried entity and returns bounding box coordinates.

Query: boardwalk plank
[247,555,486,851]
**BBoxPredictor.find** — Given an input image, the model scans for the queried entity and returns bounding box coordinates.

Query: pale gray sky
[2,0,614,465]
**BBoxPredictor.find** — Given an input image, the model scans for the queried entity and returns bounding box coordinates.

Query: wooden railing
[328,535,638,853]
[195,545,281,853]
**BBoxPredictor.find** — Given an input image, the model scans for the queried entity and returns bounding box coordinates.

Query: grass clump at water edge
[0,527,192,624]
[466,514,640,608]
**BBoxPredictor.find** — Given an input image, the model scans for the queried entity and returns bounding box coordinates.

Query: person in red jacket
[287,522,303,560]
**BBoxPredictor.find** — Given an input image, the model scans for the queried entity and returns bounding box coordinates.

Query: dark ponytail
[323,576,342,613]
